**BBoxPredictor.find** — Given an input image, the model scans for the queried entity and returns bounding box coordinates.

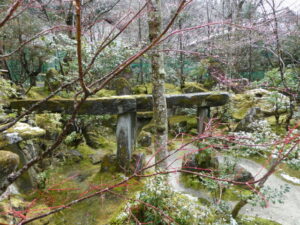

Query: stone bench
[10,92,229,169]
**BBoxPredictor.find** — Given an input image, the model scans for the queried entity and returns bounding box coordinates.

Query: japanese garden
[0,0,300,224]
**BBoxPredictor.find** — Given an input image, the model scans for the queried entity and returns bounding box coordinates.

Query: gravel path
[167,143,300,225]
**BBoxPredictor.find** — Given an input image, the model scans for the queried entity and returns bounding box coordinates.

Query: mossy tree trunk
[148,0,168,170]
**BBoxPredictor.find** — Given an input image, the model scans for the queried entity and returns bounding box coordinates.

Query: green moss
[232,94,255,120]
[182,82,208,93]
[133,83,181,94]
[35,113,62,138]
[169,115,197,134]
[26,87,50,99]
[95,89,117,97]
[112,77,131,95]
[220,185,252,201]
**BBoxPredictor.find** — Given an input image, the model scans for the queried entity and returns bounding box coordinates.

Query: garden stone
[137,131,152,147]
[0,150,19,184]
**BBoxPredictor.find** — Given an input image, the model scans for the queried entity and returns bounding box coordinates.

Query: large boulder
[0,150,19,184]
[231,88,289,120]
[0,122,45,148]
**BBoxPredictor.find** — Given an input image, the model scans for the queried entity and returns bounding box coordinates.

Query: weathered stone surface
[116,112,136,171]
[136,92,229,112]
[10,97,137,115]
[10,92,229,115]
[235,107,262,132]
[0,122,45,148]
[231,89,289,120]
[0,150,19,184]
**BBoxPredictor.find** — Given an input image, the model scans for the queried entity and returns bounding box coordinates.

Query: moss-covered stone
[231,89,289,120]
[169,115,197,134]
[112,77,131,95]
[137,131,152,147]
[35,113,62,139]
[182,82,208,93]
[0,122,45,148]
[0,150,19,183]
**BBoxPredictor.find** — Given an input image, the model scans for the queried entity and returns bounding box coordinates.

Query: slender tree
[148,0,168,170]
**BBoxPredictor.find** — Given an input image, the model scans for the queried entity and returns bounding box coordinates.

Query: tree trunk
[148,0,168,170]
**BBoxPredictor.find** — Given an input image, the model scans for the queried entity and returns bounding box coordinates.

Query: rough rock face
[231,88,289,120]
[0,150,19,184]
[0,122,45,148]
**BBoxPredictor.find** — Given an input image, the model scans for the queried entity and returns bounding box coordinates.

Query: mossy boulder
[0,150,19,184]
[35,113,62,139]
[137,131,152,147]
[231,88,289,120]
[182,82,208,93]
[0,122,45,148]
[169,115,197,134]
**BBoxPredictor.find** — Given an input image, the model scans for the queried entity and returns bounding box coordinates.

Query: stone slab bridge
[10,92,229,169]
